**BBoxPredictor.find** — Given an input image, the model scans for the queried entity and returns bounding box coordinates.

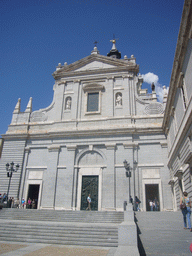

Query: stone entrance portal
[145,184,160,211]
[81,175,99,211]
[27,184,40,209]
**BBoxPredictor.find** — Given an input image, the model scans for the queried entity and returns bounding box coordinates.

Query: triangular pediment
[57,55,132,72]
[53,54,139,79]
[75,60,116,71]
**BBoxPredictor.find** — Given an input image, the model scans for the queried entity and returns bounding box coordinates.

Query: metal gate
[81,175,98,211]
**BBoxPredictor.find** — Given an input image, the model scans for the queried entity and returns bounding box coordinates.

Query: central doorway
[145,184,160,211]
[80,175,99,211]
[27,184,40,209]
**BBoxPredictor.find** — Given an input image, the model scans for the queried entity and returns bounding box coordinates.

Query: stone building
[0,40,172,211]
[163,0,192,211]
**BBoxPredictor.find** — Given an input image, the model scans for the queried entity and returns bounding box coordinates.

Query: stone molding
[123,142,138,149]
[74,165,107,168]
[66,145,77,151]
[73,79,81,83]
[138,163,164,167]
[48,145,61,152]
[82,83,104,92]
[113,87,124,91]
[64,91,74,95]
[57,166,67,169]
[105,143,116,150]
[58,81,66,85]
[26,166,47,169]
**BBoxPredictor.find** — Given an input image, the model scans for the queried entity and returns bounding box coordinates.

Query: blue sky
[0,0,184,136]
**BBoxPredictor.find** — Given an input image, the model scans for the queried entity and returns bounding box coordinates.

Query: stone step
[0,209,120,247]
[0,237,118,247]
[0,208,124,223]
[0,228,118,247]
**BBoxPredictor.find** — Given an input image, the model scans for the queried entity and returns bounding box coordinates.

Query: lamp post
[5,162,19,200]
[133,160,137,211]
[123,160,131,203]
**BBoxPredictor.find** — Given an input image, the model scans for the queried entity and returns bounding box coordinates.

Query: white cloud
[156,85,164,103]
[142,72,168,103]
[142,72,159,85]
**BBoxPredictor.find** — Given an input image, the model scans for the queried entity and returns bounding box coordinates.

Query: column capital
[105,143,116,150]
[48,145,61,152]
[25,147,31,153]
[66,145,77,151]
[123,142,138,149]
[73,79,81,83]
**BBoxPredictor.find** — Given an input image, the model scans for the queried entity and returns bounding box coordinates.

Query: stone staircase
[0,209,124,247]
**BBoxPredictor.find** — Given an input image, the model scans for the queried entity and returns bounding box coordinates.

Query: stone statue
[151,83,155,91]
[116,93,122,106]
[66,97,72,110]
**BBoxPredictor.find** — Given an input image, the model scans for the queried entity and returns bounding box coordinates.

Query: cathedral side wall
[0,139,26,199]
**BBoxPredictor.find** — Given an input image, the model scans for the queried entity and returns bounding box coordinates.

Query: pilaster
[20,147,31,201]
[107,77,115,117]
[65,145,77,210]
[103,143,116,210]
[41,145,60,209]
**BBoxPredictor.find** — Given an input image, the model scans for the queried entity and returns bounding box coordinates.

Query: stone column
[41,145,60,209]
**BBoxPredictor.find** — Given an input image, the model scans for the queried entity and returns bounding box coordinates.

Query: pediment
[75,61,116,71]
[53,54,136,78]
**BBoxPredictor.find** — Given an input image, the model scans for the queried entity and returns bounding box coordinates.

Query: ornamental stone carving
[30,111,48,122]
[144,102,164,115]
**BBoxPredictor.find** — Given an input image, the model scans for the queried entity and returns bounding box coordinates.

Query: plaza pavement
[0,242,116,256]
[136,211,192,256]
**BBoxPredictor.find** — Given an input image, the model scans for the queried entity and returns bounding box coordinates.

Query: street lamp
[133,160,137,211]
[123,160,131,203]
[5,162,19,200]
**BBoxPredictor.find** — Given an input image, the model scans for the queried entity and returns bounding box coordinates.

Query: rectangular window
[87,92,99,112]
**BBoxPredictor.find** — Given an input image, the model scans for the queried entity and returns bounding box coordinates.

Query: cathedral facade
[0,41,172,211]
